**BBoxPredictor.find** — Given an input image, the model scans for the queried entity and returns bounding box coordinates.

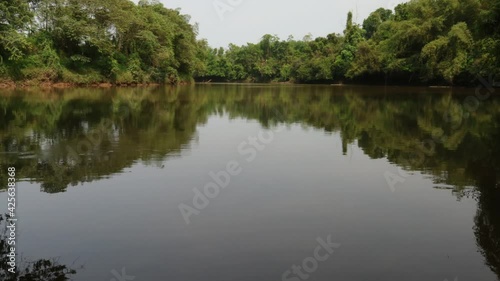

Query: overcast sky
[155,0,408,47]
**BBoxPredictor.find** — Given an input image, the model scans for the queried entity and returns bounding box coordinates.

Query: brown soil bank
[0,81,187,89]
[0,81,16,89]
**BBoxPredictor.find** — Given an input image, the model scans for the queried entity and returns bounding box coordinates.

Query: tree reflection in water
[0,85,499,279]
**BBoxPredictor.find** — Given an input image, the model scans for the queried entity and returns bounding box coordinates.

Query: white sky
[157,0,408,47]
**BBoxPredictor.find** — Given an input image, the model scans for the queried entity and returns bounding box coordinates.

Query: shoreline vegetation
[0,80,179,89]
[1,0,499,88]
[0,79,496,90]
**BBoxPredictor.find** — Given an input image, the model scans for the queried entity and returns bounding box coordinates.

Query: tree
[363,8,392,39]
[333,12,365,79]
[422,22,474,84]
[0,0,32,61]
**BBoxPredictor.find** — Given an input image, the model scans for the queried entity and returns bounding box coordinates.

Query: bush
[115,71,135,84]
[127,57,147,83]
[61,69,103,84]
[21,67,60,82]
[0,64,8,79]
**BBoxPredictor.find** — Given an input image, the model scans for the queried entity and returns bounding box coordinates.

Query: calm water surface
[0,84,499,281]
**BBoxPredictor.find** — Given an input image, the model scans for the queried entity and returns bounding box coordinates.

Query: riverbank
[0,80,187,90]
[1,77,497,90]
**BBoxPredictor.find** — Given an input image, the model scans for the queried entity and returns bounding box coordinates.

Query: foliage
[0,0,203,84]
[197,0,500,85]
[1,0,500,85]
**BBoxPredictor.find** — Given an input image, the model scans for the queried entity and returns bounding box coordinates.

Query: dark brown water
[0,84,499,281]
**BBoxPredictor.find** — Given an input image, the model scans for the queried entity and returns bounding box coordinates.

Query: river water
[0,84,499,281]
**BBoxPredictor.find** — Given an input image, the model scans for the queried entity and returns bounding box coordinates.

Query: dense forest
[0,0,206,85]
[199,0,500,85]
[1,0,500,86]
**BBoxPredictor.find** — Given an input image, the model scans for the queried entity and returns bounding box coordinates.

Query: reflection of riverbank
[0,81,169,90]
[476,190,500,279]
[0,85,499,280]
[3,81,499,90]
[470,148,500,278]
[1,85,499,194]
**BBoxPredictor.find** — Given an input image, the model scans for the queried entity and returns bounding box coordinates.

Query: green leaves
[0,29,29,61]
[421,22,474,83]
[1,0,500,85]
[0,0,32,31]
[363,8,392,39]
[0,0,32,62]
[347,41,381,78]
[0,0,202,84]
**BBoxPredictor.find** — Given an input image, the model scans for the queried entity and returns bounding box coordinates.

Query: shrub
[21,67,60,82]
[61,69,103,84]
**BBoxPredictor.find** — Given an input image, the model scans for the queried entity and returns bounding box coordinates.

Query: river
[0,84,499,281]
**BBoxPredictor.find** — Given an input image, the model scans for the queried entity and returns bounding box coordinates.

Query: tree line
[1,0,499,86]
[198,0,500,85]
[0,0,206,85]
